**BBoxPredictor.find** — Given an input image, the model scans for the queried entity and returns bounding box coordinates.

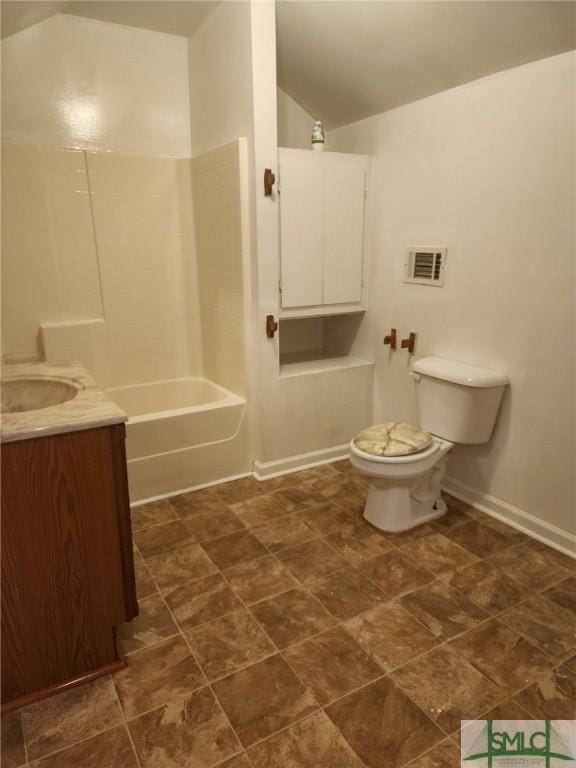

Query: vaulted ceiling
[1,1,218,39]
[2,0,574,129]
[276,1,576,127]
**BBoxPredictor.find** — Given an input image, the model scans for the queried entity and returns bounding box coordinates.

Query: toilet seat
[352,422,433,458]
[351,435,441,464]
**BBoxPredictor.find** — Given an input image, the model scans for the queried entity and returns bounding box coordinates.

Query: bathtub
[106,377,250,502]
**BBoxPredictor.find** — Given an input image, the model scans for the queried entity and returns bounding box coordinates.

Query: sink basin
[1,378,79,414]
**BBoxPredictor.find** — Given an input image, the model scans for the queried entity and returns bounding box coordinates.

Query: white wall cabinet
[278,148,371,315]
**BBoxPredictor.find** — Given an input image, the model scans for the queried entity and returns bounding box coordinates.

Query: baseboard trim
[131,443,350,506]
[253,445,349,480]
[1,657,126,713]
[443,475,576,559]
[130,471,253,508]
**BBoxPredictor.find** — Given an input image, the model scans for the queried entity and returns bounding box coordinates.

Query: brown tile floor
[4,460,576,768]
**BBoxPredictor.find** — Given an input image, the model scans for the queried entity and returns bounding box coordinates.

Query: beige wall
[331,52,575,536]
[277,88,314,149]
[1,143,102,358]
[1,14,191,156]
[188,2,254,157]
[192,142,246,396]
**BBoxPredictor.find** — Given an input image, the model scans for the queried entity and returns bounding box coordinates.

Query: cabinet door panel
[280,153,324,308]
[323,161,366,305]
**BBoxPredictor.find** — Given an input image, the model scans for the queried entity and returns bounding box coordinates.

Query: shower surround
[1,139,251,499]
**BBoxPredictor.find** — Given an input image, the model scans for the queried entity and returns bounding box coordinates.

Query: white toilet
[350,356,508,532]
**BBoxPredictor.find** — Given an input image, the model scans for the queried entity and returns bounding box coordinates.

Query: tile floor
[2,460,575,768]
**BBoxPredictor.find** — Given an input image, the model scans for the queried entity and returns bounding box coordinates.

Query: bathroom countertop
[1,360,127,443]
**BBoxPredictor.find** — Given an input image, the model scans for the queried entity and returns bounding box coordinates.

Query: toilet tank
[412,357,508,444]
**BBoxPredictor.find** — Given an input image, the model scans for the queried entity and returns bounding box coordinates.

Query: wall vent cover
[404,246,447,286]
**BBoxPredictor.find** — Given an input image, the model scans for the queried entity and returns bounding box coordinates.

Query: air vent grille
[404,246,447,286]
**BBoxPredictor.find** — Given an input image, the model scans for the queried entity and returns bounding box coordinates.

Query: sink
[1,378,79,414]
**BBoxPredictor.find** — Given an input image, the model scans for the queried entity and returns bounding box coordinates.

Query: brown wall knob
[383,328,397,350]
[266,314,278,338]
[264,168,276,196]
[401,332,417,354]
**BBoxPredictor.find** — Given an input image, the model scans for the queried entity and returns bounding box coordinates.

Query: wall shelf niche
[278,313,373,377]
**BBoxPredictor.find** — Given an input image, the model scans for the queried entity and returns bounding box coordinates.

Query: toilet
[350,356,508,533]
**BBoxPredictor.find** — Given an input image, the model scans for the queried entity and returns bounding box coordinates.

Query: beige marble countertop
[1,360,127,443]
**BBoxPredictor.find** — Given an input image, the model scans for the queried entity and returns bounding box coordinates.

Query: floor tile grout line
[494,593,576,659]
[437,612,566,695]
[191,557,324,761]
[109,679,143,768]
[19,709,29,767]
[135,478,370,562]
[118,556,254,766]
[403,734,461,767]
[127,532,288,760]
[203,555,342,750]
[137,475,389,570]
[224,565,398,760]
[247,708,373,768]
[395,668,510,741]
[23,720,129,766]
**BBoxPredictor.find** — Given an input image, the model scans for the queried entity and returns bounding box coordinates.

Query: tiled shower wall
[86,152,202,385]
[1,144,103,357]
[191,142,246,395]
[1,144,204,387]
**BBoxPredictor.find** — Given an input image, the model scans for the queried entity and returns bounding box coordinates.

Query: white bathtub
[106,377,250,501]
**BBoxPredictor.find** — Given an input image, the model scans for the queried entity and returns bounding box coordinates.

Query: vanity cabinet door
[1,424,137,709]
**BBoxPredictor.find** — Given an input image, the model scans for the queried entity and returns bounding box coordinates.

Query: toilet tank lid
[412,357,508,388]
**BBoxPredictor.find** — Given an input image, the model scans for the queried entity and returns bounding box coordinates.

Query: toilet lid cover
[353,422,433,457]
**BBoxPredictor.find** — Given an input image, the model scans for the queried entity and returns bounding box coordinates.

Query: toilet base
[361,452,449,533]
[363,487,446,532]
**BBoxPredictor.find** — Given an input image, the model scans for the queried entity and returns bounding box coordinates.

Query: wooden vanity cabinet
[1,423,138,711]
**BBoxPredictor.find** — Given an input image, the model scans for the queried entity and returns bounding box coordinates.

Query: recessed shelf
[279,353,374,378]
[277,313,373,378]
[279,306,366,320]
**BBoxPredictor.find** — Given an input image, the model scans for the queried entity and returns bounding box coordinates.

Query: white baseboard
[443,475,576,559]
[253,444,349,480]
[131,446,349,506]
[131,471,252,508]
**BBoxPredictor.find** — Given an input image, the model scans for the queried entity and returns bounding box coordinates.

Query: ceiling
[2,0,575,129]
[1,1,218,39]
[276,1,576,127]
